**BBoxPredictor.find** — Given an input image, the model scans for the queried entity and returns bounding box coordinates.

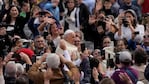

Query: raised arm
[0,58,5,84]
[137,0,144,5]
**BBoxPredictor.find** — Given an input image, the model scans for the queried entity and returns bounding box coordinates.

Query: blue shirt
[83,0,95,14]
[44,2,60,21]
[38,1,50,9]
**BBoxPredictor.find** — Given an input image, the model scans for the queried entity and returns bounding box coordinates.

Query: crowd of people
[0,0,149,84]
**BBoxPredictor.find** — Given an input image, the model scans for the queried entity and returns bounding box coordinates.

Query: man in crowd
[111,50,138,84]
[28,53,80,84]
[56,29,81,66]
[33,35,47,56]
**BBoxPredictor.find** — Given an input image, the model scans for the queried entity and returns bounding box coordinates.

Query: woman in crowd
[114,9,145,43]
[93,0,103,15]
[38,20,61,53]
[63,0,78,31]
[3,5,20,37]
[4,3,30,38]
[115,39,128,52]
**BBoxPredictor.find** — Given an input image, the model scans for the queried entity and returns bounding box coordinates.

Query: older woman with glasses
[63,0,78,31]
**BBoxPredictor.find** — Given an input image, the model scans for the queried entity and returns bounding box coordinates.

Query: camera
[23,42,30,48]
[21,39,33,48]
[12,52,21,61]
[134,31,139,35]
[122,18,129,27]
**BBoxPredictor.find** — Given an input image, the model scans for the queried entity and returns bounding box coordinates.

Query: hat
[36,10,53,16]
[16,48,35,58]
[124,9,137,21]
[119,51,132,62]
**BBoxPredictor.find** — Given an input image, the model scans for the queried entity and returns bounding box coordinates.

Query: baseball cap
[119,50,132,62]
[124,9,137,21]
[36,10,53,17]
[16,48,35,58]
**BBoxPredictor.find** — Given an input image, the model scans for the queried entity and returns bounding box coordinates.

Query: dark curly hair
[133,48,148,66]
[5,5,20,24]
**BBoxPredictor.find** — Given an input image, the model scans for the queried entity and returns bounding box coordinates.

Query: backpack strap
[125,68,138,83]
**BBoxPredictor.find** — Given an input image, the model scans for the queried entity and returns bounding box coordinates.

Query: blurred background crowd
[0,0,149,84]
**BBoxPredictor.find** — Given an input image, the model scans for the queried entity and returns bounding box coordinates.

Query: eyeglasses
[39,15,46,17]
[75,40,80,43]
[36,40,44,43]
[144,35,149,38]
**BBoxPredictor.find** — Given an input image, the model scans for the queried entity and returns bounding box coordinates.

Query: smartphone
[101,50,105,59]
[81,43,86,52]
[107,59,114,68]
[134,31,139,35]
[26,64,32,72]
[115,53,120,64]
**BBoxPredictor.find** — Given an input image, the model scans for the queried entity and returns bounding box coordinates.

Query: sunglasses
[144,35,149,38]
[36,40,44,42]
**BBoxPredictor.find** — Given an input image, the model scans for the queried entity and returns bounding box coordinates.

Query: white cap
[119,51,132,62]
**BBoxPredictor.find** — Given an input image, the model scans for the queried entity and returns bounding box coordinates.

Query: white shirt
[64,8,79,31]
[53,36,61,47]
[56,40,81,66]
[114,24,145,42]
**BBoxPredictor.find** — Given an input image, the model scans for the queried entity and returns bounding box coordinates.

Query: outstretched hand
[119,72,133,84]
